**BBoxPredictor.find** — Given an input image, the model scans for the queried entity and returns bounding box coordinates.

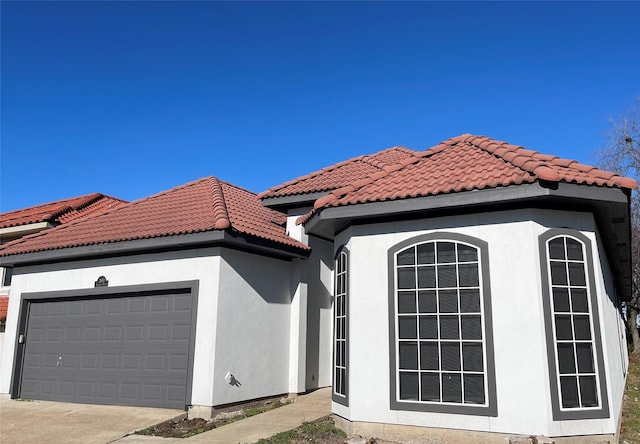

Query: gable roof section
[0,177,309,259]
[259,146,420,202]
[0,193,128,229]
[298,134,638,224]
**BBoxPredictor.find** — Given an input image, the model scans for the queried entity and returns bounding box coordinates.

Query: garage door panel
[104,326,123,341]
[148,325,167,340]
[46,327,63,342]
[146,354,165,370]
[144,384,163,401]
[29,303,47,316]
[83,327,101,341]
[27,326,46,342]
[64,327,82,341]
[169,354,189,371]
[174,294,192,311]
[78,382,95,397]
[172,324,191,341]
[41,380,56,394]
[66,301,83,315]
[43,354,59,368]
[128,298,146,312]
[19,289,194,409]
[101,354,120,369]
[86,299,103,313]
[81,354,99,369]
[49,303,65,317]
[120,384,139,401]
[59,381,74,396]
[107,299,126,313]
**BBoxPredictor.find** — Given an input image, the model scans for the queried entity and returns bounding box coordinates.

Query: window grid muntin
[395,240,488,406]
[334,251,348,398]
[547,236,601,411]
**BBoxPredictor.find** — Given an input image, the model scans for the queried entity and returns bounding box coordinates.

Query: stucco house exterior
[0,193,127,376]
[0,192,128,295]
[0,134,636,442]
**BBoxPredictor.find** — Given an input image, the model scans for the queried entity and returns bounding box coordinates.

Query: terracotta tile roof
[298,134,638,224]
[0,193,128,229]
[259,146,420,199]
[0,177,309,257]
[0,296,7,322]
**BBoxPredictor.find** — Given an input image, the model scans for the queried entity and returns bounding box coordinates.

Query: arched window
[540,230,609,420]
[333,248,349,405]
[388,233,496,415]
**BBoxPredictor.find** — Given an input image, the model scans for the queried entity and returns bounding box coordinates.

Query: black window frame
[2,267,12,287]
[539,229,610,420]
[388,232,497,416]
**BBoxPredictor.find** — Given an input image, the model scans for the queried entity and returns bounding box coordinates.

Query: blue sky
[1,1,639,212]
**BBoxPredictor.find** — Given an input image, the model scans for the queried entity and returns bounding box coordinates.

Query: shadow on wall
[220,248,292,305]
[305,236,333,390]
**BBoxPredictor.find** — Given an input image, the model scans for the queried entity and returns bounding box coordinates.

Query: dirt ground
[254,416,401,444]
[138,413,399,443]
[136,397,290,439]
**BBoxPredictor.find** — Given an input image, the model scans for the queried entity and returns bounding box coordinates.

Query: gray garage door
[19,288,194,409]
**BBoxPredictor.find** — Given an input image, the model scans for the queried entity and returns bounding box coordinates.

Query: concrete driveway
[0,397,183,444]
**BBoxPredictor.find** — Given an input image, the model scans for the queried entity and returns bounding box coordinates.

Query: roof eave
[304,181,633,300]
[0,230,309,267]
[261,191,330,210]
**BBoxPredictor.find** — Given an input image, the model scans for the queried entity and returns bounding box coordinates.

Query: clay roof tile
[298,134,638,223]
[572,162,596,173]
[0,297,7,322]
[533,165,562,182]
[0,193,128,229]
[260,146,420,199]
[0,177,308,257]
[551,158,575,168]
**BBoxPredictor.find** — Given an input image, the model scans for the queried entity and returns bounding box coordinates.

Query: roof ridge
[43,193,104,221]
[208,178,231,230]
[43,205,74,222]
[61,196,128,219]
[129,176,231,231]
[70,193,104,211]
